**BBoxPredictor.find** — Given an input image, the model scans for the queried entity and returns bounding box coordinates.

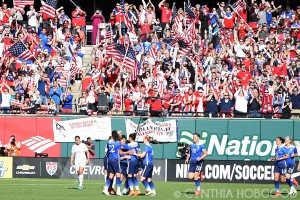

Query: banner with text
[166,159,300,184]
[53,117,112,142]
[125,119,178,142]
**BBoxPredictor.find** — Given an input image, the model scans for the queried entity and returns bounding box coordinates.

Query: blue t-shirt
[190,143,206,163]
[128,142,140,162]
[143,144,153,166]
[286,145,298,166]
[120,144,129,164]
[107,140,121,160]
[275,144,287,166]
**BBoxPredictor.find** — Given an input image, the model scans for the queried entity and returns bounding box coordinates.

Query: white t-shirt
[1,93,11,107]
[72,143,88,163]
[27,10,37,27]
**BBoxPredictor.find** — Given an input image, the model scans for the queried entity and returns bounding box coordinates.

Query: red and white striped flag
[70,64,83,78]
[105,44,122,61]
[14,0,34,12]
[149,48,157,59]
[40,0,57,18]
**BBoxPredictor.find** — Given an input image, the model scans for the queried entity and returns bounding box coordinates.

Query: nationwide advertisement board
[167,159,300,184]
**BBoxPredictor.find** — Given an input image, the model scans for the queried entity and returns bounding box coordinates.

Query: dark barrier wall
[11,157,300,184]
[61,118,300,161]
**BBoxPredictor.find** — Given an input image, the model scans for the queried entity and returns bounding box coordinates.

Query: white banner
[53,117,112,142]
[125,119,178,142]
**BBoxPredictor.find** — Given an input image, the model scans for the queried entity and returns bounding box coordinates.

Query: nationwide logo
[0,161,8,177]
[22,136,57,153]
[46,162,57,176]
[177,131,300,159]
[16,165,36,175]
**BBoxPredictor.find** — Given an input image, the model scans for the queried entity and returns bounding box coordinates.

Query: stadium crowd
[0,0,299,118]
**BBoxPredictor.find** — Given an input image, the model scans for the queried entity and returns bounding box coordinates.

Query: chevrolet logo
[16,165,35,171]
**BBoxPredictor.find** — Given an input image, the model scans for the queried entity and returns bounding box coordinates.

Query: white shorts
[75,161,86,172]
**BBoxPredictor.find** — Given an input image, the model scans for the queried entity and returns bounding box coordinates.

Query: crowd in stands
[0,0,300,119]
[0,1,87,115]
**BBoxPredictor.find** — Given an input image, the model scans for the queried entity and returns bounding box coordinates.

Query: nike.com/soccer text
[173,189,298,199]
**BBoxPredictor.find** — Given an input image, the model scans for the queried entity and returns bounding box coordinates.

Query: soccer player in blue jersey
[285,136,298,195]
[133,135,156,196]
[126,133,141,196]
[103,130,123,196]
[270,137,289,197]
[103,136,116,195]
[119,137,130,195]
[186,133,207,196]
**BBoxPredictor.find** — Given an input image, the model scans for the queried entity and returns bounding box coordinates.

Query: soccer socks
[275,181,280,192]
[286,178,294,187]
[142,180,151,191]
[195,179,201,191]
[105,177,112,190]
[148,181,156,193]
[116,177,122,193]
[133,177,139,190]
[78,174,83,187]
[128,178,134,190]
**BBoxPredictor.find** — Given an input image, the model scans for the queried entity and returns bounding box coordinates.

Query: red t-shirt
[148,98,162,111]
[124,98,133,111]
[72,11,86,27]
[236,71,252,86]
[159,7,172,23]
[224,13,235,29]
[2,10,10,24]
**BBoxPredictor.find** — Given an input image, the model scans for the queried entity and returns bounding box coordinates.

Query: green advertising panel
[58,117,300,160]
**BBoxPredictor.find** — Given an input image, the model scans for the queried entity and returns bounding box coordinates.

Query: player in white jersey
[70,136,90,190]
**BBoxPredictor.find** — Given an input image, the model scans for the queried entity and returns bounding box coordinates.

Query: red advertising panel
[1,117,61,157]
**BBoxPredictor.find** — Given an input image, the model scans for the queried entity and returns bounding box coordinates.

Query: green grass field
[0,179,298,200]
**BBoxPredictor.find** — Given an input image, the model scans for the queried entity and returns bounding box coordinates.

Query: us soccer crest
[46,162,57,176]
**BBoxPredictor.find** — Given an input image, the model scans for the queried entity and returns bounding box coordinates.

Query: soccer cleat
[116,191,123,196]
[103,189,110,196]
[289,188,297,195]
[272,192,281,197]
[200,172,204,181]
[121,189,129,195]
[108,188,116,195]
[293,178,298,187]
[195,190,201,195]
[145,191,154,196]
[134,190,141,196]
[128,190,135,196]
[77,186,83,190]
[149,192,157,196]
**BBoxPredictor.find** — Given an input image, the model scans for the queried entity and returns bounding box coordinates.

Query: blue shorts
[188,162,203,173]
[274,164,287,175]
[127,160,139,175]
[107,158,121,174]
[104,157,108,171]
[141,164,153,179]
[120,161,128,176]
[286,164,295,175]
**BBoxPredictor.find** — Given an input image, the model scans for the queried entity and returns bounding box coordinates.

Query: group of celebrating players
[70,132,299,197]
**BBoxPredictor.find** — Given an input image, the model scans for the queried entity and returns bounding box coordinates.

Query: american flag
[185,1,196,23]
[7,41,33,60]
[14,0,34,12]
[116,44,137,75]
[231,0,246,12]
[172,16,181,33]
[106,44,122,60]
[171,2,178,22]
[105,31,113,39]
[170,31,185,46]
[120,0,135,33]
[41,0,57,18]
[185,21,196,44]
[178,40,192,55]
[70,64,83,78]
